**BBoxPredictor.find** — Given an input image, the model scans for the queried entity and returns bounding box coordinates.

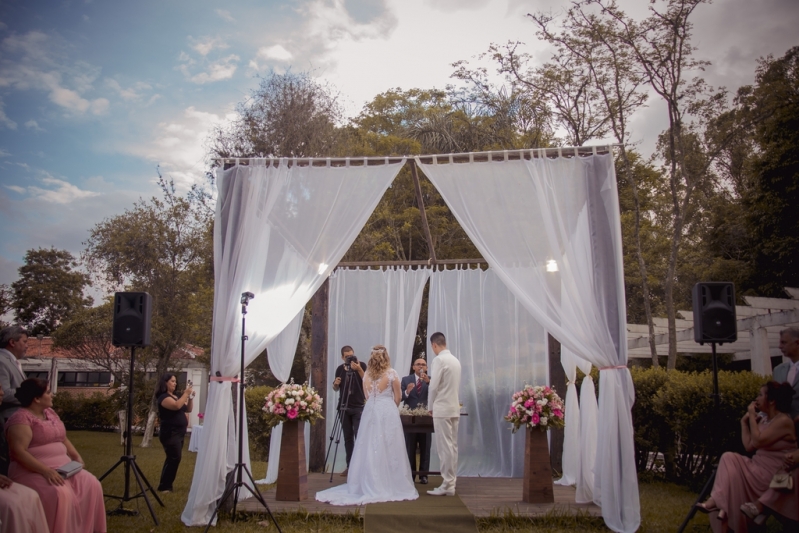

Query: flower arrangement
[398,403,430,417]
[197,412,204,425]
[263,380,324,427]
[505,385,565,433]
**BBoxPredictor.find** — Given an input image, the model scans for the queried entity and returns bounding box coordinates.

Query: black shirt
[335,362,367,409]
[158,392,189,429]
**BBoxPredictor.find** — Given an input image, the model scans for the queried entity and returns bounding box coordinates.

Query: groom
[427,332,461,496]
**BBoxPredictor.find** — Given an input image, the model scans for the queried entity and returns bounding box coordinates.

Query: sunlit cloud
[12,174,101,204]
[215,9,235,22]
[190,36,229,57]
[24,120,44,131]
[0,99,16,129]
[183,54,240,84]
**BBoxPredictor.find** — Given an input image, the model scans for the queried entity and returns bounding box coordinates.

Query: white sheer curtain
[418,153,639,533]
[256,309,305,485]
[427,267,548,477]
[324,266,431,473]
[182,158,404,526]
[554,346,592,488]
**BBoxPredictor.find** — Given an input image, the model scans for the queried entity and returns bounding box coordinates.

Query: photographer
[332,346,366,476]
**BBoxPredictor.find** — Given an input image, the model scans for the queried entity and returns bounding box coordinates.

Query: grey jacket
[773,360,799,419]
[0,348,25,420]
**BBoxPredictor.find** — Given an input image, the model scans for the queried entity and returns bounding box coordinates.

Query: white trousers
[433,416,459,491]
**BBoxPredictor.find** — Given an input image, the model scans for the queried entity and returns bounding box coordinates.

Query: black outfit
[335,361,367,467]
[400,373,432,481]
[157,392,189,491]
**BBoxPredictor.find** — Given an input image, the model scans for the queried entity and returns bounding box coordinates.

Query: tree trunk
[140,411,157,447]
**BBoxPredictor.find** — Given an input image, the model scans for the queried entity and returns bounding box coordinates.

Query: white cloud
[24,120,44,131]
[27,175,101,204]
[260,45,293,62]
[184,54,240,84]
[0,30,109,116]
[190,36,228,57]
[0,98,16,129]
[121,106,234,190]
[216,9,235,22]
[0,149,10,158]
[5,185,24,193]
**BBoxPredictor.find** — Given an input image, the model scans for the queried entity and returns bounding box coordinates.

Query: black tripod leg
[130,458,164,507]
[240,464,283,533]
[202,478,240,533]
[127,459,159,525]
[677,467,716,533]
[98,457,125,483]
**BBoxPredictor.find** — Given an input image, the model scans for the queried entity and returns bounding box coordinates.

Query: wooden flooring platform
[238,474,602,518]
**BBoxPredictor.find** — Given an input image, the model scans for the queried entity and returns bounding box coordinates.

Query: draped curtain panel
[182,159,404,526]
[324,267,431,473]
[427,267,548,477]
[418,153,639,533]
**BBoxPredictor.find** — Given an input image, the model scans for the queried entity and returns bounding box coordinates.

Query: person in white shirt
[0,326,28,475]
[773,327,799,418]
[426,332,461,496]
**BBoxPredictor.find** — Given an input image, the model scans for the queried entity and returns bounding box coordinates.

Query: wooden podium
[522,427,554,503]
[276,420,308,501]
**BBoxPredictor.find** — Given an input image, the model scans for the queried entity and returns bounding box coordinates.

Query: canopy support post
[309,278,329,472]
[410,160,437,264]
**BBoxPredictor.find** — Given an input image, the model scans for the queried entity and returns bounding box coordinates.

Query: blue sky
[0,0,797,293]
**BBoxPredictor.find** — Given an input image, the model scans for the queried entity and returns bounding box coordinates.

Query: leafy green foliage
[53,391,120,431]
[245,385,275,461]
[11,247,92,335]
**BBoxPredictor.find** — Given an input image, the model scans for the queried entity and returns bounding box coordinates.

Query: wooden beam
[785,287,799,299]
[309,279,329,473]
[336,258,485,268]
[547,334,564,474]
[743,296,799,310]
[409,160,437,264]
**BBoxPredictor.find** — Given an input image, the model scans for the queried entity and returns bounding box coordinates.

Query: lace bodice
[365,368,398,401]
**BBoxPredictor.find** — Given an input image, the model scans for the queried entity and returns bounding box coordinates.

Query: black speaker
[692,282,737,344]
[112,292,152,347]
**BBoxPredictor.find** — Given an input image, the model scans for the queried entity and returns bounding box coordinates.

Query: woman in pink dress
[696,381,796,533]
[6,378,107,533]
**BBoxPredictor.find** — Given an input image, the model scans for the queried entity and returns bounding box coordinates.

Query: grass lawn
[70,431,792,532]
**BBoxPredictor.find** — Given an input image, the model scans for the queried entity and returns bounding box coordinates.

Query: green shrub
[53,390,121,431]
[246,385,274,461]
[629,367,765,488]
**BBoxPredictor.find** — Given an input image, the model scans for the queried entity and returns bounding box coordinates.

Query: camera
[346,355,357,364]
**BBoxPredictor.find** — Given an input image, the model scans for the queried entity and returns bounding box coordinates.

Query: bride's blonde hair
[367,345,391,380]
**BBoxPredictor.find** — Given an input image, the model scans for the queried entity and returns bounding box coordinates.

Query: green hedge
[53,391,120,431]
[246,385,275,462]
[630,368,764,487]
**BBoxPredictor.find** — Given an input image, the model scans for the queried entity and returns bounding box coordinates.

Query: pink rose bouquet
[263,379,324,427]
[505,384,565,433]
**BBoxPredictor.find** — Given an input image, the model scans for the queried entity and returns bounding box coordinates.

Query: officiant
[332,345,367,476]
[401,358,432,484]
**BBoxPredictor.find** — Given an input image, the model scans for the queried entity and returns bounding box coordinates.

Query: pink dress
[0,482,49,533]
[710,418,797,533]
[6,408,107,533]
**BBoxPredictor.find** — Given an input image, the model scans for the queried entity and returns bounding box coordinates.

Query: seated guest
[6,378,107,533]
[740,448,799,526]
[401,358,432,484]
[774,327,799,417]
[696,381,796,533]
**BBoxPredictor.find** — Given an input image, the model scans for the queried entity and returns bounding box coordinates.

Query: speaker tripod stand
[204,292,282,533]
[99,346,164,525]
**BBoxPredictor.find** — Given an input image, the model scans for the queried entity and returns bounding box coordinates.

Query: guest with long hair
[155,372,193,492]
[5,378,106,533]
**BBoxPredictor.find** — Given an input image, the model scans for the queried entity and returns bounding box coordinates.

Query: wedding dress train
[315,368,419,505]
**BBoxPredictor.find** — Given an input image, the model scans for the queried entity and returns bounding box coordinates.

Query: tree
[739,47,799,297]
[0,284,11,328]
[11,248,92,335]
[83,176,213,445]
[209,71,347,159]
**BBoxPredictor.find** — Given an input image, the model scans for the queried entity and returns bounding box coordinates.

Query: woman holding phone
[155,373,193,493]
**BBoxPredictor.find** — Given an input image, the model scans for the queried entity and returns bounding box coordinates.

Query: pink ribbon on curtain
[210,376,241,383]
[598,365,628,371]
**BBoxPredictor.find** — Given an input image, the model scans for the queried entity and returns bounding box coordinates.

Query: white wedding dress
[315,368,419,505]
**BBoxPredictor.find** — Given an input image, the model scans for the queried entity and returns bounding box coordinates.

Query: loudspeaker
[692,282,737,344]
[113,292,152,347]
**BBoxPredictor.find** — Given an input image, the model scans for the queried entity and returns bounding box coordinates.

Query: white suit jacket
[0,348,25,415]
[428,349,461,418]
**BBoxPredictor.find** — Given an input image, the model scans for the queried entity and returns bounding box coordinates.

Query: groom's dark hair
[430,332,446,346]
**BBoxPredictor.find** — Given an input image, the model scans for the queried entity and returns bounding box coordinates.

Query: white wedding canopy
[183,149,638,533]
[324,266,431,473]
[427,267,548,477]
[418,152,639,533]
[182,158,405,525]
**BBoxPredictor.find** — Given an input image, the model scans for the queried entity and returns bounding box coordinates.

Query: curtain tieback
[598,365,627,371]
[211,376,241,383]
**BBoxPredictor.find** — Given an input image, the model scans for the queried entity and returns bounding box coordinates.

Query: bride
[316,345,419,505]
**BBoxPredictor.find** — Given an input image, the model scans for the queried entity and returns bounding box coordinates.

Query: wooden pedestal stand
[276,420,308,501]
[522,427,554,504]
